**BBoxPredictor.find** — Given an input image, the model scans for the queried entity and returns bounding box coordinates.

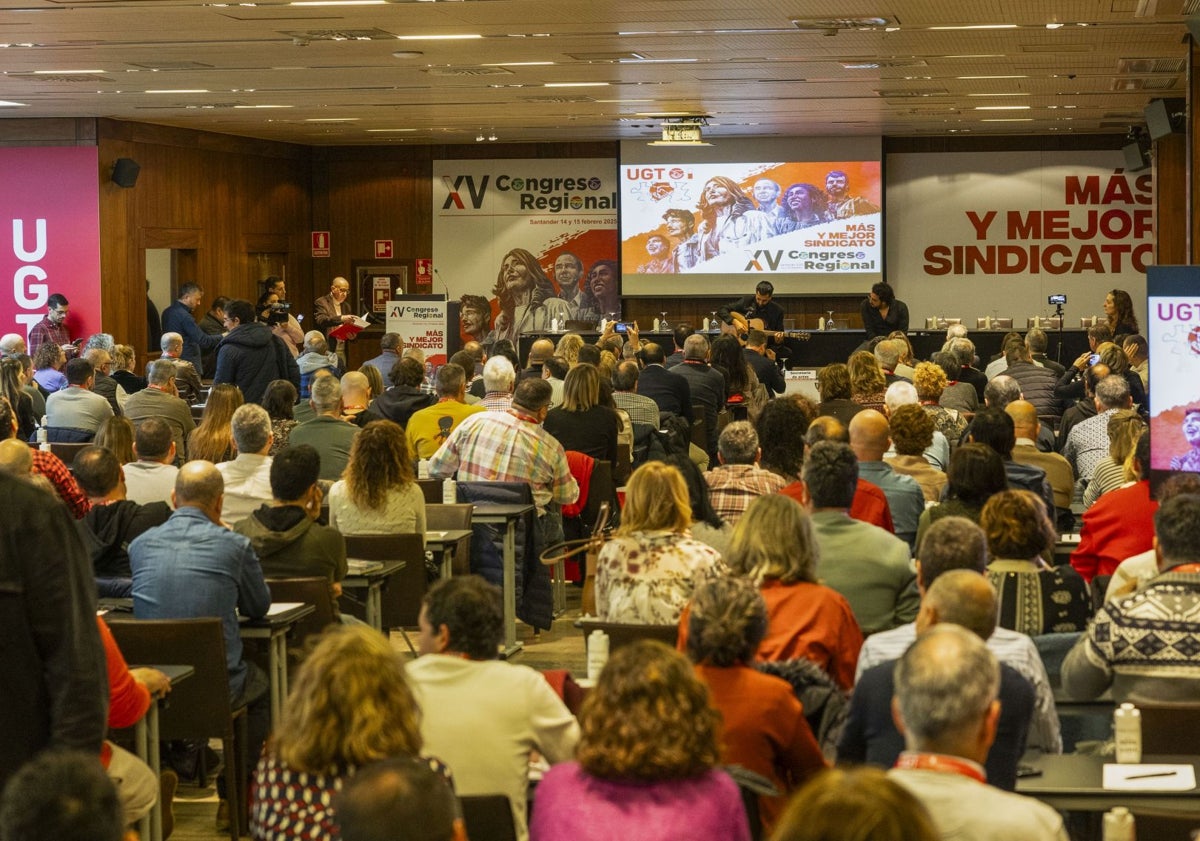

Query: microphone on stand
[433,268,452,302]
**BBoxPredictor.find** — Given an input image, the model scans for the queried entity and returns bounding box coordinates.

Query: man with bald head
[339,370,377,427]
[840,570,1037,790]
[1007,400,1073,528]
[0,333,25,357]
[130,460,271,816]
[521,338,555,381]
[849,409,924,549]
[888,625,1068,840]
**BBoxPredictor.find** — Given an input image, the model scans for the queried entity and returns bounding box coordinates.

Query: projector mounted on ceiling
[649,116,713,146]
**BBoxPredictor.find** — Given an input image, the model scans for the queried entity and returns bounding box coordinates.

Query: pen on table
[1124,770,1178,780]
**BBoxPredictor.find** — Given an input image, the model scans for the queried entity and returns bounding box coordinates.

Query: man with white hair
[0,334,26,357]
[160,331,204,405]
[480,356,516,412]
[889,624,1067,840]
[670,333,724,459]
[874,339,909,385]
[1062,374,1133,483]
[361,332,404,385]
[215,403,275,522]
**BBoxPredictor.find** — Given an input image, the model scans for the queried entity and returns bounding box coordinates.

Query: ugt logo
[744,250,783,272]
[441,175,489,210]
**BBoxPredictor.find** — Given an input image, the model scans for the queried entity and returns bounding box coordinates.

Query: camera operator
[257,290,300,358]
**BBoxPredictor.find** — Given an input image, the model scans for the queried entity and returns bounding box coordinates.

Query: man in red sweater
[1071,434,1157,583]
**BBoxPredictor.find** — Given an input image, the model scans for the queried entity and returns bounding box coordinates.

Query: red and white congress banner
[0,147,102,343]
[886,151,1152,328]
[432,159,618,344]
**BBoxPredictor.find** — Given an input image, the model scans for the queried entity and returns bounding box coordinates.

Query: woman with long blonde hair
[187,383,242,463]
[594,461,727,624]
[250,625,448,841]
[327,419,425,538]
[847,350,887,412]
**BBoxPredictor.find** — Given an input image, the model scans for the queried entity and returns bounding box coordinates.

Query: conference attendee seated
[611,359,660,430]
[874,339,909,385]
[328,420,426,538]
[1055,362,1106,447]
[725,494,862,691]
[251,626,447,841]
[743,328,785,397]
[0,750,134,841]
[216,403,275,523]
[596,461,726,624]
[855,516,1062,756]
[998,342,1059,418]
[0,395,89,518]
[883,381,949,471]
[407,577,579,841]
[968,407,1055,518]
[296,331,341,401]
[948,336,988,403]
[371,357,435,428]
[530,640,749,841]
[885,404,947,504]
[1064,492,1200,704]
[335,756,464,841]
[815,363,863,427]
[122,358,194,463]
[849,409,925,549]
[405,363,484,461]
[82,347,127,416]
[1062,374,1132,484]
[802,440,918,635]
[686,577,827,835]
[703,420,785,525]
[130,460,272,826]
[542,355,567,408]
[521,338,555,381]
[289,375,359,481]
[635,342,693,423]
[360,331,404,385]
[45,357,113,439]
[669,334,725,459]
[158,332,204,405]
[839,570,1035,792]
[233,444,347,606]
[754,393,816,487]
[1070,433,1157,584]
[914,358,971,440]
[72,446,171,596]
[1081,409,1144,508]
[121,418,180,507]
[784,416,895,533]
[1026,326,1066,376]
[1006,400,1073,529]
[479,355,516,412]
[888,625,1068,841]
[981,490,1090,637]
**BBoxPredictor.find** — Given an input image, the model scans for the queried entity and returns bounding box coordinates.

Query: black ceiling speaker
[111,157,140,188]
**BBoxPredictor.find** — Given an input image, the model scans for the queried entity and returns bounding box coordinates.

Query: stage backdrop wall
[0,147,101,343]
[886,150,1152,330]
[432,158,618,344]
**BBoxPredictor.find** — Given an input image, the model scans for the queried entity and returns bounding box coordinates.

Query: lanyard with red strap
[894,752,986,783]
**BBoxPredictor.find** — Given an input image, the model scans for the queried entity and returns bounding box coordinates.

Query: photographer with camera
[263,276,306,357]
[257,289,301,358]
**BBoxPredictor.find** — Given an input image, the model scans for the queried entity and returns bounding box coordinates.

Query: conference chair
[459,794,518,841]
[105,617,249,841]
[340,532,427,651]
[265,576,338,669]
[426,503,474,576]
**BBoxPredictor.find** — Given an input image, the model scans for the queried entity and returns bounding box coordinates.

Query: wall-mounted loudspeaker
[111,157,140,188]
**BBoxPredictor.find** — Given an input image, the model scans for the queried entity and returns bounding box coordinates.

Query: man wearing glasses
[28,293,78,359]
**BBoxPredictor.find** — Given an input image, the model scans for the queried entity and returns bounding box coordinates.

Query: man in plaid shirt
[703,421,785,525]
[429,378,578,547]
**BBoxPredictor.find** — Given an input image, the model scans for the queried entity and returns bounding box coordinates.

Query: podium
[384,295,461,367]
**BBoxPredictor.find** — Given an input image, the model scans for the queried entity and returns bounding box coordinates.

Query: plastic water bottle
[418,459,431,479]
[442,477,457,505]
[1114,703,1142,763]
[37,415,49,452]
[817,316,826,331]
[587,629,609,681]
[598,317,607,333]
[1102,807,1135,841]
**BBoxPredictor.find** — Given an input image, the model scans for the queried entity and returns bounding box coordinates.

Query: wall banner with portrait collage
[432,158,619,347]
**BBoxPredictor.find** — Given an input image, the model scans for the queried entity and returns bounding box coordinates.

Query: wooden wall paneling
[1155,132,1187,266]
[1192,37,1199,264]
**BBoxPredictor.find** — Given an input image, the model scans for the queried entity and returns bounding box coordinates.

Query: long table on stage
[519,327,1091,369]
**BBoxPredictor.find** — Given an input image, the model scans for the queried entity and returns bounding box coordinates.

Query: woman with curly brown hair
[250,625,449,841]
[815,362,862,426]
[530,639,750,841]
[327,419,425,539]
[187,382,243,463]
[887,404,947,503]
[847,350,887,413]
[981,490,1091,636]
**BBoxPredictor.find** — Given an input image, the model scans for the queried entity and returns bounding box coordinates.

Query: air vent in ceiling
[8,73,113,83]
[520,95,597,103]
[567,52,647,62]
[1117,57,1187,74]
[842,58,927,69]
[792,17,893,32]
[281,29,397,42]
[127,61,214,71]
[423,66,512,77]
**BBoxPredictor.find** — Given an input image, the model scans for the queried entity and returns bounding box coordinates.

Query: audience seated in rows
[406,363,483,461]
[849,409,924,548]
[216,402,274,523]
[122,417,179,506]
[46,358,112,438]
[1070,433,1156,583]
[0,395,89,517]
[158,332,204,405]
[370,357,435,428]
[290,375,358,481]
[262,379,298,456]
[124,358,194,463]
[188,382,242,464]
[885,404,946,503]
[328,420,426,539]
[703,421,785,525]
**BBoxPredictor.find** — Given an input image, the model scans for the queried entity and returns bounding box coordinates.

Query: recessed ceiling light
[957,75,1027,80]
[291,1,385,6]
[234,104,292,108]
[481,61,554,67]
[306,117,358,122]
[966,92,1029,97]
[0,100,27,107]
[980,118,1034,122]
[974,105,1031,110]
[929,24,1018,31]
[396,34,482,41]
[545,82,609,88]
[33,69,104,74]
[145,89,209,94]
[366,128,418,132]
